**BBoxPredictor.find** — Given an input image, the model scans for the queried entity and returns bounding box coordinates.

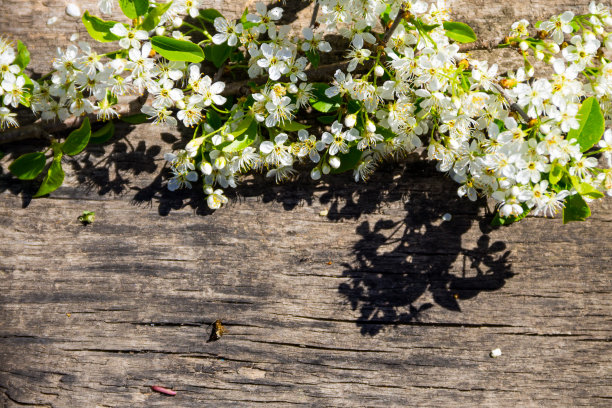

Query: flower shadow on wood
[332,161,514,336]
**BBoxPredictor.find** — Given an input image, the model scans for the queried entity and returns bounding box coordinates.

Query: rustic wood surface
[1,1,611,407]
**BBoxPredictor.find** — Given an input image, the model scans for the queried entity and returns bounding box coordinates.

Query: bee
[207,319,227,343]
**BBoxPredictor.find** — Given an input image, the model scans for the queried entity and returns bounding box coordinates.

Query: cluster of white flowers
[0,38,26,130]
[1,0,611,219]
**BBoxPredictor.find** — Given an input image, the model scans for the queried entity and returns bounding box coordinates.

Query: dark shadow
[335,161,514,336]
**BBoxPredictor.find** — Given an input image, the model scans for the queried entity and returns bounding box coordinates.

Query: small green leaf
[221,120,258,152]
[120,113,148,124]
[380,4,392,26]
[14,41,30,70]
[549,163,564,185]
[206,110,222,130]
[229,115,254,138]
[443,21,477,43]
[278,121,310,132]
[203,43,233,68]
[491,204,530,226]
[574,181,605,199]
[9,152,46,180]
[34,154,65,198]
[151,36,205,63]
[309,82,341,112]
[82,11,121,43]
[562,194,591,223]
[119,0,149,19]
[377,126,396,141]
[330,148,363,174]
[567,97,605,152]
[239,7,257,30]
[62,117,91,156]
[311,100,339,113]
[199,8,223,23]
[139,2,173,31]
[78,211,96,224]
[317,115,336,124]
[90,121,116,144]
[306,50,320,69]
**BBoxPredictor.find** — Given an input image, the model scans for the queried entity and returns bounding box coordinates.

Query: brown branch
[310,1,319,28]
[491,82,531,123]
[383,7,406,43]
[458,38,505,53]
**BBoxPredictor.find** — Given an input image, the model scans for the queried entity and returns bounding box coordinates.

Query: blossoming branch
[1,0,611,225]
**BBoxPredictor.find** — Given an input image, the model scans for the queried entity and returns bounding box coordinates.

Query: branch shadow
[334,163,514,336]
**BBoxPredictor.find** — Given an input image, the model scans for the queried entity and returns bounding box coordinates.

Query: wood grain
[0,1,611,407]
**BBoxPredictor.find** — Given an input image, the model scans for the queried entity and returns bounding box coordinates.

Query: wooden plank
[0,1,611,407]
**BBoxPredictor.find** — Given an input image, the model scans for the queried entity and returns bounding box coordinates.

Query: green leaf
[443,21,477,43]
[139,2,173,31]
[90,121,116,144]
[562,194,591,223]
[221,120,258,152]
[239,7,257,30]
[199,8,223,23]
[317,115,336,124]
[347,100,362,114]
[229,115,254,138]
[151,36,205,63]
[330,148,363,174]
[491,203,530,226]
[377,126,396,141]
[34,154,65,198]
[549,163,564,185]
[309,82,341,112]
[572,179,605,199]
[14,41,30,70]
[380,4,392,26]
[203,43,232,68]
[82,11,121,43]
[206,110,222,130]
[567,97,605,152]
[62,117,91,156]
[120,113,148,124]
[278,121,310,132]
[119,0,149,19]
[9,152,46,180]
[306,50,320,69]
[311,100,339,113]
[78,211,96,224]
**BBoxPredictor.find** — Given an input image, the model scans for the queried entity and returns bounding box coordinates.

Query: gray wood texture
[0,1,611,407]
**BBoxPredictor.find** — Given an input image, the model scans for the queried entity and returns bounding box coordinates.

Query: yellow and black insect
[207,319,227,343]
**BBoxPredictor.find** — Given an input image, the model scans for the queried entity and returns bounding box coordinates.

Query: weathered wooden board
[1,1,611,407]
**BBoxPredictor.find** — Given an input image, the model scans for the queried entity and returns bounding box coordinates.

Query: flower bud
[310,167,321,180]
[322,163,331,174]
[549,43,560,54]
[366,120,376,133]
[535,50,544,60]
[344,114,357,128]
[329,156,341,169]
[519,41,529,51]
[213,155,227,170]
[204,185,213,195]
[374,65,384,77]
[155,26,166,36]
[200,161,213,175]
[173,17,183,28]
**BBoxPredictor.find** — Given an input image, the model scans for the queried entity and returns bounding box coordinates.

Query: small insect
[207,319,227,343]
